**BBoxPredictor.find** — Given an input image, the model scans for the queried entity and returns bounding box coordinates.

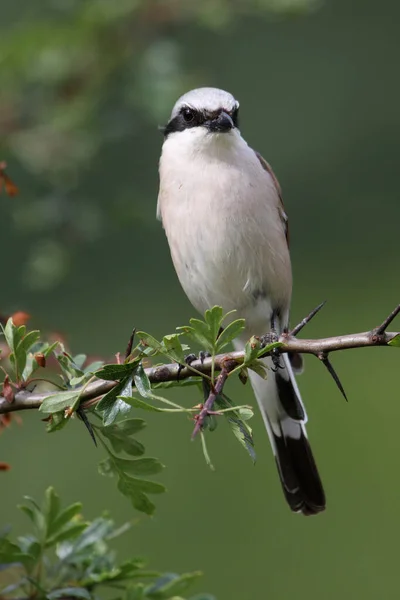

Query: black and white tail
[235,343,326,515]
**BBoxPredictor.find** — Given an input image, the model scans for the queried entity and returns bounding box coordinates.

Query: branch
[0,304,399,415]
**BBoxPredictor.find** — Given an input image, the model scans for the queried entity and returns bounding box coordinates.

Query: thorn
[77,407,97,446]
[125,327,136,360]
[319,353,348,402]
[290,301,326,337]
[374,304,400,335]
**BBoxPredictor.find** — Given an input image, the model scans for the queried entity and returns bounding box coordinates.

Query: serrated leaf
[113,456,164,476]
[388,334,400,347]
[215,318,245,352]
[162,334,185,363]
[47,587,91,600]
[99,420,146,456]
[39,390,80,414]
[117,474,164,516]
[187,319,214,352]
[145,571,202,599]
[96,362,139,381]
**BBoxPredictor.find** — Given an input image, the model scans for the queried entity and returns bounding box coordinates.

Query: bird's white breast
[158,128,292,333]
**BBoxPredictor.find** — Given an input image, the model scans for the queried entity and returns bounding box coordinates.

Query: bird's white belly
[158,133,292,330]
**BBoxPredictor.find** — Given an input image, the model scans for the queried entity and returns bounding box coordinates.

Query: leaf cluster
[0,487,215,600]
[0,307,283,516]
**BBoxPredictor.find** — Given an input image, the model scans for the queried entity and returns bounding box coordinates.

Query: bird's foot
[177,351,211,380]
[260,330,283,372]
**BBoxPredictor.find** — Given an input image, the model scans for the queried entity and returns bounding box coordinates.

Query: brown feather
[254,151,289,246]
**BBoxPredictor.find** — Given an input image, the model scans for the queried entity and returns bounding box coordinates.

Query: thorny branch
[0,304,399,416]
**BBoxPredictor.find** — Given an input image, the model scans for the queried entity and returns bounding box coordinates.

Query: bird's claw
[260,330,283,372]
[177,351,211,380]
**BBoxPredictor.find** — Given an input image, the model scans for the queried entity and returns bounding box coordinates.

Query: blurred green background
[1,0,400,598]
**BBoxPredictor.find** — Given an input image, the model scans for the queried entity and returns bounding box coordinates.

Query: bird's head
[163,87,240,143]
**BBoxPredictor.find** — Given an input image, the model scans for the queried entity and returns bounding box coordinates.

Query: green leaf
[70,517,114,553]
[136,332,164,353]
[145,572,202,599]
[244,336,262,365]
[19,497,46,537]
[247,360,268,379]
[133,364,182,409]
[117,475,165,516]
[46,523,87,547]
[47,587,91,600]
[96,362,139,381]
[0,537,33,567]
[46,501,82,539]
[99,420,146,456]
[162,334,185,363]
[124,396,165,413]
[215,318,245,352]
[45,411,70,433]
[56,350,85,380]
[15,330,41,378]
[44,487,60,536]
[113,456,164,477]
[204,306,224,342]
[388,334,400,347]
[39,390,80,414]
[97,375,132,426]
[214,394,256,463]
[182,320,214,353]
[200,431,215,471]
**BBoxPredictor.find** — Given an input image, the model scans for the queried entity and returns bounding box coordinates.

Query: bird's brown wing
[254,151,303,372]
[254,150,289,247]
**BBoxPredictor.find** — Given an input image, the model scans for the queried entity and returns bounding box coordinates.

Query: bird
[157,87,325,515]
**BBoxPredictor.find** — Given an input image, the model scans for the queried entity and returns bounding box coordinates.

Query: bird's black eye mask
[162,105,239,137]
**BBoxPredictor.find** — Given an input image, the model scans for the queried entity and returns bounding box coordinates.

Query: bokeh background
[1,0,400,598]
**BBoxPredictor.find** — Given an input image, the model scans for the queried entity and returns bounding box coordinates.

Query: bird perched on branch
[157,87,325,515]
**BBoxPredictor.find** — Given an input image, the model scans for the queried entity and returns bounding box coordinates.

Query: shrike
[157,87,325,515]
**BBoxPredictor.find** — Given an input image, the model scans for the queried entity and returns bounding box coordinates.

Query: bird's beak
[206,111,234,133]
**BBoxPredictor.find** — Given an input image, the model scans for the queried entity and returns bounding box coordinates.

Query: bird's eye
[182,108,195,123]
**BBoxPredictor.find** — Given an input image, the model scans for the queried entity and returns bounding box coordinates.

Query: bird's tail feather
[235,341,325,515]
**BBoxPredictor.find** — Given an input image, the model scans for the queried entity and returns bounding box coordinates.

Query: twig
[191,359,236,439]
[0,306,399,415]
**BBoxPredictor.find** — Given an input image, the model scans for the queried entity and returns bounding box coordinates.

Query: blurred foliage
[0,487,213,600]
[0,0,318,289]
